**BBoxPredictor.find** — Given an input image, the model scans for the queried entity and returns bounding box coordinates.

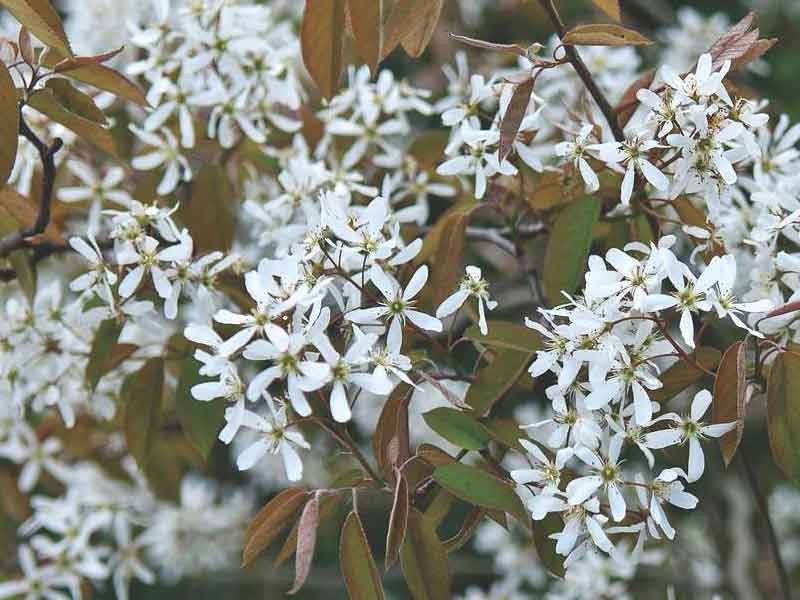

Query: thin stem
[740,452,793,600]
[309,414,384,486]
[536,0,625,141]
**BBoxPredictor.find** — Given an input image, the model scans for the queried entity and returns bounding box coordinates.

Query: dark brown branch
[0,112,63,259]
[536,0,626,142]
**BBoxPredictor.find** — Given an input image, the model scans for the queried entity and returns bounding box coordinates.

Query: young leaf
[8,248,36,306]
[85,318,123,390]
[383,0,443,59]
[499,76,535,161]
[707,11,776,71]
[448,33,527,58]
[712,341,747,466]
[764,301,800,321]
[44,78,106,124]
[615,68,656,129]
[650,347,721,403]
[543,196,601,305]
[466,348,533,416]
[592,0,621,22]
[27,89,118,158]
[40,49,148,106]
[767,348,800,483]
[0,62,18,185]
[340,510,384,600]
[347,0,383,73]
[0,185,62,242]
[0,0,72,56]
[180,164,235,253]
[176,354,224,460]
[242,488,308,568]
[122,358,165,474]
[385,472,409,571]
[432,463,528,525]
[562,24,652,47]
[301,0,347,99]
[288,495,320,595]
[275,494,343,567]
[443,506,484,553]
[422,407,491,450]
[399,508,451,600]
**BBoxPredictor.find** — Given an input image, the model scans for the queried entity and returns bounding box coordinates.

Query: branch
[0,112,63,259]
[536,0,625,141]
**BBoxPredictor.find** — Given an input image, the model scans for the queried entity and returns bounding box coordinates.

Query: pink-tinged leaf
[288,495,320,594]
[340,510,384,599]
[448,33,527,57]
[0,63,18,185]
[500,76,535,161]
[385,472,409,571]
[53,46,124,71]
[707,11,777,70]
[301,0,347,99]
[712,341,747,466]
[17,26,33,65]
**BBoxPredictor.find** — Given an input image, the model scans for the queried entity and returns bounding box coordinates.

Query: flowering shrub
[0,0,798,598]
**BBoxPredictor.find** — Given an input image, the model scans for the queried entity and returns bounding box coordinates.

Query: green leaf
[340,510,384,600]
[176,354,224,460]
[650,347,721,403]
[465,348,533,416]
[432,463,528,525]
[483,416,528,452]
[8,249,36,307]
[301,0,346,99]
[347,0,383,73]
[533,512,566,577]
[27,89,118,158]
[543,196,601,305]
[399,508,451,600]
[85,318,123,391]
[44,78,106,124]
[40,49,148,106]
[0,0,72,56]
[243,488,308,568]
[767,347,800,483]
[122,358,165,474]
[712,341,747,466]
[464,320,540,353]
[0,62,18,184]
[180,164,235,253]
[422,407,491,450]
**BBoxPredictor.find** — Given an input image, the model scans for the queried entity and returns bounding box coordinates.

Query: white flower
[593,133,669,205]
[555,124,600,193]
[347,264,442,347]
[436,266,498,335]
[69,233,117,293]
[235,402,310,481]
[660,53,732,106]
[644,389,735,481]
[566,439,627,522]
[130,126,193,195]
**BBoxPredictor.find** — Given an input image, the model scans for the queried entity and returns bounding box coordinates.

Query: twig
[536,0,625,142]
[740,451,793,600]
[0,113,63,258]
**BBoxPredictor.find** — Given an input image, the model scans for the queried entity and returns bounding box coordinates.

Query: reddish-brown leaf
[443,506,485,553]
[347,0,383,74]
[1,0,72,57]
[274,494,343,567]
[373,383,411,482]
[562,24,652,47]
[591,0,621,21]
[301,0,346,99]
[385,472,409,571]
[383,0,443,59]
[499,76,535,161]
[708,11,776,71]
[242,488,308,567]
[340,511,384,600]
[288,495,320,595]
[712,341,747,466]
[0,64,19,185]
[765,301,800,321]
[399,508,451,600]
[18,26,33,65]
[52,46,124,71]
